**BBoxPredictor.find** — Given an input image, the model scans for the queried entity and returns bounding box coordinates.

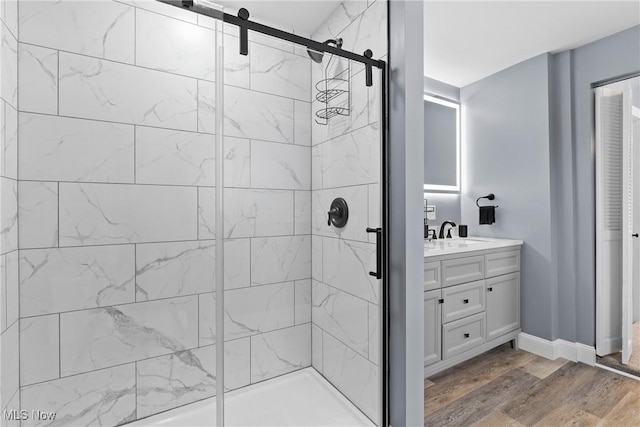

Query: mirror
[424,94,460,191]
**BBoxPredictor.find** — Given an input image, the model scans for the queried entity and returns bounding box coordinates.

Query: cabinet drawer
[443,312,486,359]
[442,280,486,323]
[424,261,441,291]
[485,250,520,278]
[441,255,485,287]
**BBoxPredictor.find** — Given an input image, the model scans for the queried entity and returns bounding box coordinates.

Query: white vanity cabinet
[423,241,522,377]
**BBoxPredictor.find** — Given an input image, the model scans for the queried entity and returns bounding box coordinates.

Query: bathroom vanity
[423,237,523,377]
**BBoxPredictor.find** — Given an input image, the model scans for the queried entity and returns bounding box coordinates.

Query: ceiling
[424,1,640,88]
[214,0,341,35]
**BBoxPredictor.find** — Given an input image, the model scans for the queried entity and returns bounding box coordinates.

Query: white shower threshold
[127,368,374,427]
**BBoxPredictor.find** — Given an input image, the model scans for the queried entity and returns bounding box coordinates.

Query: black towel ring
[476,193,499,208]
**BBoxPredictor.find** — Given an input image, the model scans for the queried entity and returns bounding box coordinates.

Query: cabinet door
[486,273,520,340]
[424,261,441,291]
[424,289,442,367]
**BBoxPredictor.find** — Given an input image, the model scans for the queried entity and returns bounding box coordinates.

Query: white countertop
[424,236,523,258]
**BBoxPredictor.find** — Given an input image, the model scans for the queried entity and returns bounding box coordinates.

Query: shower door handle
[366,227,382,279]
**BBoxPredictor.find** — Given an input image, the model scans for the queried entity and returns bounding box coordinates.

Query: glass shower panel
[219,23,385,425]
[5,1,223,425]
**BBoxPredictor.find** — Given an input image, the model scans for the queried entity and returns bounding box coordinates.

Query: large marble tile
[197,80,216,134]
[224,337,251,390]
[311,185,370,243]
[1,101,18,180]
[0,177,17,254]
[224,85,293,144]
[323,237,378,304]
[20,314,59,386]
[312,280,369,357]
[0,322,18,412]
[224,34,250,89]
[136,345,216,418]
[224,282,295,341]
[322,332,378,421]
[116,0,198,25]
[348,0,387,60]
[250,42,311,101]
[20,245,135,317]
[250,324,311,383]
[224,238,251,290]
[198,186,216,240]
[322,124,380,188]
[368,302,379,365]
[0,0,17,39]
[350,68,370,130]
[311,144,322,190]
[311,234,322,282]
[60,296,198,375]
[0,23,17,109]
[295,279,311,325]
[294,100,311,146]
[368,183,380,243]
[294,191,311,235]
[4,250,17,328]
[20,364,136,427]
[18,113,135,183]
[59,183,197,246]
[224,136,251,188]
[312,0,368,42]
[136,9,215,80]
[198,292,216,346]
[59,52,197,131]
[251,235,311,285]
[135,126,215,186]
[251,140,310,190]
[2,389,19,427]
[19,0,135,63]
[0,254,5,332]
[18,181,58,249]
[136,240,215,301]
[311,323,323,373]
[18,44,57,115]
[224,188,294,238]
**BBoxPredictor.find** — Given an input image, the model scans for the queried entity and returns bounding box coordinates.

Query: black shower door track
[157,2,390,427]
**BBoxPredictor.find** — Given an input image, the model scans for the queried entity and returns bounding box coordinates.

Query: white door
[621,82,634,365]
[595,87,624,356]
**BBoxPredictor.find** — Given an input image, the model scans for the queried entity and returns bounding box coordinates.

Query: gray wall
[389,0,425,425]
[559,25,640,345]
[461,53,554,340]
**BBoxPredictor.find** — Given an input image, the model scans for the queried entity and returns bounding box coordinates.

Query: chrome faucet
[439,221,457,239]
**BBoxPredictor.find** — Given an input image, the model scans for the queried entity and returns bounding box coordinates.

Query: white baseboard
[517,332,596,366]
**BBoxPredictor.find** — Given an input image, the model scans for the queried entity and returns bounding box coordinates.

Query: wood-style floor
[424,343,640,426]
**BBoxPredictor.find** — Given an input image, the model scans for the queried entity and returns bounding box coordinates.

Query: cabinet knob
[464,333,470,338]
[488,287,493,292]
[463,299,469,304]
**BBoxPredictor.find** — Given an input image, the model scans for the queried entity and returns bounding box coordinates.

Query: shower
[306,38,343,63]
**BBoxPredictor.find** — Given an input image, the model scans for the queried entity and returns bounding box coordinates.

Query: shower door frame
[158,1,390,426]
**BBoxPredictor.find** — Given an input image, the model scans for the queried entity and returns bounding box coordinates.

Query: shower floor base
[128,367,374,426]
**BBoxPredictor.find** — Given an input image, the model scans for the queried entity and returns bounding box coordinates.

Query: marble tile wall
[309,0,387,422]
[0,0,19,421]
[5,0,313,424]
